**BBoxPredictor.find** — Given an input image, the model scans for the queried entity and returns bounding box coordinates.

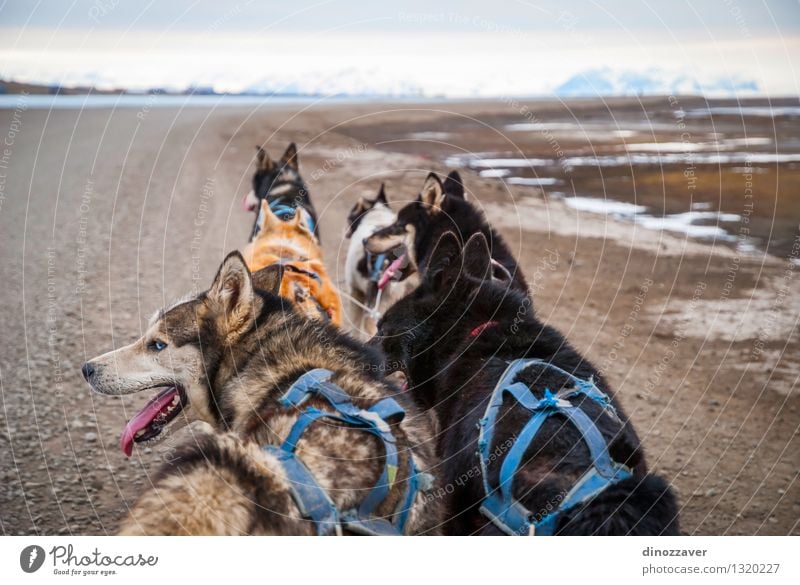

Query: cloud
[0,30,796,97]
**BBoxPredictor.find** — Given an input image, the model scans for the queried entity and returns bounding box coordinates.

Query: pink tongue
[120,388,179,457]
[242,192,257,212]
[378,254,406,290]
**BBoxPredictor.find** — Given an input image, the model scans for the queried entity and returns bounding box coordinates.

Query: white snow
[478,169,512,178]
[634,211,740,240]
[506,177,560,186]
[564,197,647,216]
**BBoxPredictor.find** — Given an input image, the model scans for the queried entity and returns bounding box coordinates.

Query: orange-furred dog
[243,202,342,326]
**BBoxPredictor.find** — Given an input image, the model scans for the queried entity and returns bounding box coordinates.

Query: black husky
[373,232,679,535]
[243,143,319,241]
[364,171,527,292]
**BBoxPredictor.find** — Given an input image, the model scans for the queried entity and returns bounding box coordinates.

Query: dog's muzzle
[81,361,95,382]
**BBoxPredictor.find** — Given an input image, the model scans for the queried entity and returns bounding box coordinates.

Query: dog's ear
[280,143,299,171]
[357,195,375,212]
[208,251,257,336]
[424,231,462,289]
[420,172,445,213]
[345,197,368,238]
[443,170,465,199]
[292,209,314,238]
[291,209,304,227]
[462,233,493,281]
[256,146,274,171]
[251,263,285,296]
[256,200,282,236]
[375,183,388,205]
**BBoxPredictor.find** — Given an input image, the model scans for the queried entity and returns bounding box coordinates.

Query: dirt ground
[0,99,797,535]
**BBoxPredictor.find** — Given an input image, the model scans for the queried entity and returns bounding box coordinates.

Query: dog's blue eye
[151,340,167,351]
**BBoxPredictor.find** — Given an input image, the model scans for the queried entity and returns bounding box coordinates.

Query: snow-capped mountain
[555,68,759,97]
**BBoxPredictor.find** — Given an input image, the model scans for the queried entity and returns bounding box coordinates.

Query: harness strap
[267,180,316,230]
[269,201,297,220]
[534,465,631,535]
[367,252,388,283]
[558,405,626,477]
[269,368,420,535]
[530,360,620,420]
[271,258,322,285]
[249,177,316,241]
[279,370,405,427]
[478,358,632,536]
[265,447,340,536]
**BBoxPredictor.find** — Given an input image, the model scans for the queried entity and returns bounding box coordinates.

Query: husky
[81,253,442,535]
[243,201,342,326]
[242,143,319,241]
[344,184,418,338]
[373,232,679,536]
[364,171,527,292]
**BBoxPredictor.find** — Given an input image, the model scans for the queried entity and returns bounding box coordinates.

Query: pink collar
[469,321,499,338]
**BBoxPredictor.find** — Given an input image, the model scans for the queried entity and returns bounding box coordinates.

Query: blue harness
[263,369,427,536]
[269,186,316,231]
[252,190,317,241]
[256,199,316,232]
[478,359,632,536]
[367,252,388,283]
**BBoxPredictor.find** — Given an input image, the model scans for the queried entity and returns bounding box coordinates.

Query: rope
[339,288,382,325]
[341,252,402,332]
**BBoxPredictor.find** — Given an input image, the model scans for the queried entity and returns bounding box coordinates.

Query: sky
[0,0,798,96]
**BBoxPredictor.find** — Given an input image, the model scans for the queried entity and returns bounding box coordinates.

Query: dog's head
[373,231,518,408]
[345,183,390,238]
[82,253,286,456]
[251,198,318,249]
[242,142,303,212]
[363,171,465,280]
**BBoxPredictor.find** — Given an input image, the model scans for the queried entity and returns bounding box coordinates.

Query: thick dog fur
[364,171,527,292]
[243,201,342,326]
[373,232,680,535]
[243,143,319,241]
[83,254,442,535]
[344,184,418,338]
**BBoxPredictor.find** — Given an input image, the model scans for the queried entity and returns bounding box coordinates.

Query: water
[427,98,800,259]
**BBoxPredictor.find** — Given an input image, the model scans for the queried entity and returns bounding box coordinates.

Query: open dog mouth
[378,253,409,288]
[120,386,187,457]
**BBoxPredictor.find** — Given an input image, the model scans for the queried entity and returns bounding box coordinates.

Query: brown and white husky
[81,253,442,535]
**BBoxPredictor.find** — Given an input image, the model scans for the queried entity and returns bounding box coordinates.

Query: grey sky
[1,0,798,36]
[1,1,797,96]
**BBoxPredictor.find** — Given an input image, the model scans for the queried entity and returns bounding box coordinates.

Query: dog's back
[375,233,679,536]
[472,361,678,536]
[119,432,314,535]
[244,202,342,325]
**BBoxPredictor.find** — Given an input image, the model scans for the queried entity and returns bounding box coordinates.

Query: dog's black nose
[81,362,95,382]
